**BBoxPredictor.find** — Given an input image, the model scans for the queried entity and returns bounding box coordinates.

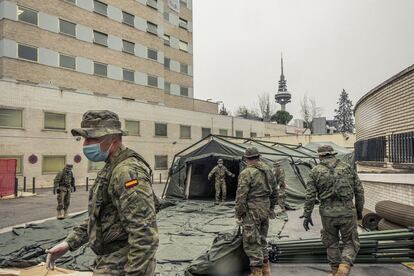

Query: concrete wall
[0,80,287,187]
[361,181,414,210]
[261,133,356,149]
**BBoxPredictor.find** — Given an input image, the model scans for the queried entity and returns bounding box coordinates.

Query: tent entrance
[187,157,240,200]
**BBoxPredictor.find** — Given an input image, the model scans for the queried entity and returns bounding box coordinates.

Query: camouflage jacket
[65,146,159,275]
[54,170,75,188]
[303,156,364,218]
[235,161,277,219]
[208,165,233,182]
[273,166,286,189]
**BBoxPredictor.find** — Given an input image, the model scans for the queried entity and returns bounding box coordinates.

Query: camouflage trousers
[321,215,360,266]
[56,187,71,211]
[278,188,287,210]
[93,245,156,276]
[215,180,227,202]
[242,212,269,267]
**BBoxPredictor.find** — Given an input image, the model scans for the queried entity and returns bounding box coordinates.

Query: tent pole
[185,164,192,199]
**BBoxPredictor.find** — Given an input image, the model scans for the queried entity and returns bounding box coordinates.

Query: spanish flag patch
[125,179,138,189]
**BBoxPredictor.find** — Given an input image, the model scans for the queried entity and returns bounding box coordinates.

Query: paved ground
[1,186,413,275]
[0,184,166,229]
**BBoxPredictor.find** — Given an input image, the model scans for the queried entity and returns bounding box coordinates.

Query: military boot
[57,210,64,220]
[63,210,68,218]
[262,260,271,276]
[335,263,351,276]
[249,266,263,276]
[328,264,339,276]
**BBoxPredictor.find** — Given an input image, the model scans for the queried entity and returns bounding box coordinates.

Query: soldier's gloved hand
[235,218,243,226]
[45,241,69,270]
[231,174,235,178]
[269,209,277,220]
[357,211,363,220]
[300,215,313,231]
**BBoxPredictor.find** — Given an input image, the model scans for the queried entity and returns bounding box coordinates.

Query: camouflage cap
[244,147,260,158]
[217,159,223,164]
[65,164,73,169]
[273,161,282,167]
[71,110,127,138]
[317,145,337,156]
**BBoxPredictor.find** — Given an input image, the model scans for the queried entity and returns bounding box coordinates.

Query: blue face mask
[83,141,112,162]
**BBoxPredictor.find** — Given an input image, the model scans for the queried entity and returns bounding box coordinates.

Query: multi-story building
[355,64,414,209]
[0,0,301,187]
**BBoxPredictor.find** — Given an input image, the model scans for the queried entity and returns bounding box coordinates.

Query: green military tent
[162,135,319,209]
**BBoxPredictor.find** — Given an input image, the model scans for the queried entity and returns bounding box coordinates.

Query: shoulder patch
[125,179,138,189]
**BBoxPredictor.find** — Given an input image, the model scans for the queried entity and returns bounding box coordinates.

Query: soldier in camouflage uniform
[273,161,287,212]
[54,164,76,219]
[235,147,277,276]
[301,145,364,276]
[46,110,159,275]
[208,159,235,204]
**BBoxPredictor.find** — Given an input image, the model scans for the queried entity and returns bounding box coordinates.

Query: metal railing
[355,136,386,162]
[389,131,414,164]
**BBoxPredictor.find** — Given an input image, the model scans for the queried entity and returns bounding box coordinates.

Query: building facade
[354,64,414,209]
[0,80,292,187]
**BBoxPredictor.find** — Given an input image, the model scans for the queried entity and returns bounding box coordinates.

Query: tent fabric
[164,135,319,209]
[185,227,249,275]
[0,201,287,275]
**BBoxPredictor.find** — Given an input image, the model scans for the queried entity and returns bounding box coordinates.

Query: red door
[0,159,17,197]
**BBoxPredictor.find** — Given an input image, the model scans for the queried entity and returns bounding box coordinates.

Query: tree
[219,105,229,116]
[271,110,293,125]
[258,92,276,122]
[334,89,355,133]
[235,106,260,120]
[300,95,322,131]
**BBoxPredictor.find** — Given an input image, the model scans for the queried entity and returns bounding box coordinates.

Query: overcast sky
[192,0,414,119]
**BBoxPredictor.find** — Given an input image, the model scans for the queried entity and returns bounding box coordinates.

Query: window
[180,125,191,139]
[88,161,105,172]
[164,57,170,69]
[147,0,158,9]
[155,123,167,137]
[0,108,23,128]
[148,75,158,87]
[125,120,140,136]
[264,134,271,138]
[93,0,107,16]
[236,130,243,138]
[17,6,38,25]
[122,40,135,54]
[164,81,171,93]
[43,156,66,174]
[163,34,170,46]
[250,132,257,138]
[147,21,158,35]
[147,48,158,60]
[44,112,65,130]
[219,129,228,136]
[18,44,37,61]
[94,62,107,76]
[180,86,189,96]
[180,0,188,8]
[155,155,168,170]
[59,19,76,37]
[122,11,134,27]
[93,30,108,46]
[0,156,23,175]
[202,128,211,138]
[180,63,188,74]
[179,40,188,52]
[59,54,76,70]
[123,69,135,82]
[179,17,188,29]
